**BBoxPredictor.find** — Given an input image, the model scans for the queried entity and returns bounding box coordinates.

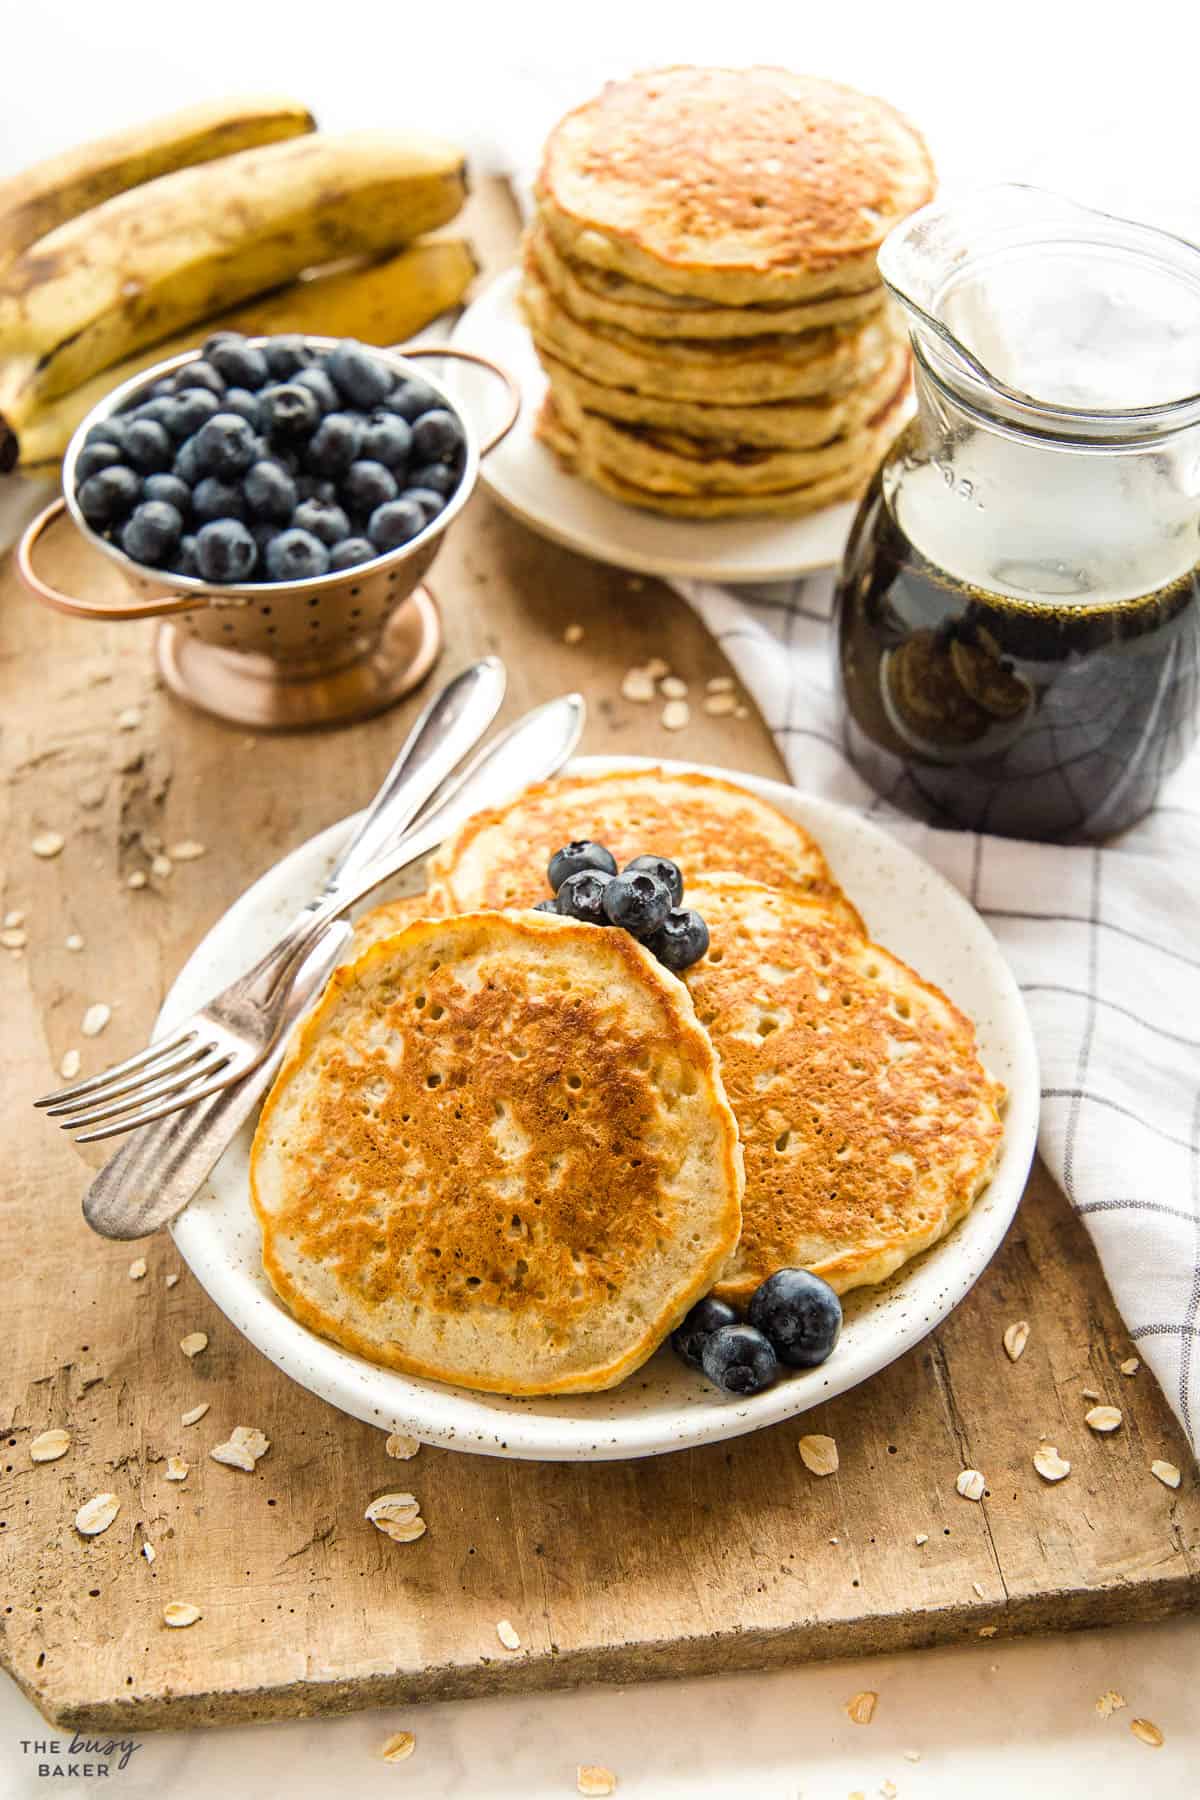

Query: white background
[3,1,1198,1792]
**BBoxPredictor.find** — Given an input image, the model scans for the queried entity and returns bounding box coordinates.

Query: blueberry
[192,476,247,523]
[292,499,350,546]
[296,475,338,504]
[746,1268,843,1370]
[77,465,141,527]
[193,413,259,478]
[148,376,178,399]
[243,459,298,523]
[263,335,314,378]
[327,536,376,571]
[360,411,412,469]
[532,897,560,914]
[175,359,226,397]
[700,1323,779,1396]
[367,498,425,551]
[133,396,182,434]
[123,418,174,473]
[547,841,618,892]
[601,869,672,938]
[222,388,262,428]
[292,366,339,414]
[120,500,183,565]
[624,854,684,907]
[74,441,124,484]
[173,533,200,577]
[384,377,441,422]
[554,868,613,924]
[670,1295,740,1371]
[645,908,710,972]
[142,473,192,514]
[206,338,269,390]
[259,383,320,442]
[195,518,256,584]
[264,527,330,581]
[249,520,279,558]
[306,412,363,476]
[408,461,459,497]
[327,339,393,409]
[410,407,465,465]
[85,419,130,453]
[402,486,447,524]
[172,388,222,438]
[202,330,244,359]
[341,458,397,516]
[172,438,202,485]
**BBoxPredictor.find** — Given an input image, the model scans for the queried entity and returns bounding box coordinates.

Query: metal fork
[35,657,506,1140]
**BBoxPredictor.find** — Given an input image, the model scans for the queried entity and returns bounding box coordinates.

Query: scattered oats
[180,1332,208,1358]
[128,1258,147,1280]
[141,1542,156,1564]
[563,623,584,645]
[956,1468,985,1501]
[1120,1357,1140,1376]
[1096,1689,1126,1719]
[163,1601,201,1628]
[65,933,84,951]
[972,1580,984,1597]
[166,1272,179,1288]
[914,1533,929,1546]
[127,869,148,889]
[661,699,690,731]
[1003,1320,1029,1361]
[210,1441,255,1472]
[32,831,65,859]
[659,675,688,699]
[75,1493,120,1536]
[229,1425,270,1461]
[902,1750,921,1763]
[151,854,173,879]
[81,1003,111,1037]
[1085,1405,1122,1433]
[385,1432,420,1460]
[829,1535,839,1544]
[880,1783,898,1799]
[620,667,656,703]
[703,691,738,716]
[798,1433,839,1477]
[30,1428,70,1463]
[165,1456,189,1482]
[643,656,668,678]
[59,1049,81,1079]
[116,707,141,731]
[169,841,206,861]
[706,676,735,693]
[1,927,27,949]
[496,1617,521,1650]
[181,1403,209,1426]
[846,1690,878,1725]
[978,1625,997,1637]
[1130,1718,1164,1748]
[1150,1458,1181,1489]
[1081,1387,1101,1401]
[3,909,24,929]
[577,1767,616,1797]
[1033,1445,1071,1482]
[365,1493,426,1541]
[381,1731,416,1763]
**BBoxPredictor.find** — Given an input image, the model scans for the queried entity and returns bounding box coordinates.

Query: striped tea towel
[677,569,1200,1458]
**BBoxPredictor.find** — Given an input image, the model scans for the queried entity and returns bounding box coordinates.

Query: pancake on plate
[427,766,864,931]
[343,890,443,963]
[682,874,1005,1300]
[250,910,743,1395]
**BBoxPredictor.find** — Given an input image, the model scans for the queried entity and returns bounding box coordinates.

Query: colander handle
[17,497,207,622]
[395,345,520,455]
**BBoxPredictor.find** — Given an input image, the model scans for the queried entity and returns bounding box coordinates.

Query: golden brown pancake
[250,910,743,1395]
[537,67,935,305]
[679,875,1004,1300]
[344,890,443,963]
[427,766,864,932]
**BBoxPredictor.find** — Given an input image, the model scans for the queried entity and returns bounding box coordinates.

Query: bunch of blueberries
[537,840,710,971]
[73,334,465,585]
[674,1269,843,1396]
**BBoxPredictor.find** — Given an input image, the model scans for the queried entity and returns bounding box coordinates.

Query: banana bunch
[0,104,475,472]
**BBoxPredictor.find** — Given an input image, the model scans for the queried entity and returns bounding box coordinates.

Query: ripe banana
[0,97,316,280]
[0,131,468,469]
[17,238,478,466]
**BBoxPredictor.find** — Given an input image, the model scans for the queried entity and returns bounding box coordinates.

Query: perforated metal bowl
[18,337,518,729]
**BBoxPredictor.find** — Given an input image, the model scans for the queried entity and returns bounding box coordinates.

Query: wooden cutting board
[1,184,1196,1732]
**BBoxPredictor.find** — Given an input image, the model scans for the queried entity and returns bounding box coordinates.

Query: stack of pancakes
[520,67,935,518]
[251,769,1004,1397]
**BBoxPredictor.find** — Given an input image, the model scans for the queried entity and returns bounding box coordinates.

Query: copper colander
[18,338,518,730]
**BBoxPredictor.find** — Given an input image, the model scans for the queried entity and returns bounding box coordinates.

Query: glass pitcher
[833,185,1200,841]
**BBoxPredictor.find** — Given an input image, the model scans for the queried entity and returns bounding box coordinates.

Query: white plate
[448,269,866,582]
[167,756,1039,1462]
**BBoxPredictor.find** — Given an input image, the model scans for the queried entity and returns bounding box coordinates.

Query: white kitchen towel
[675,568,1200,1457]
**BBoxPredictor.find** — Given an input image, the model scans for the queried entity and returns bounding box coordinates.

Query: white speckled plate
[448,270,873,582]
[167,756,1038,1461]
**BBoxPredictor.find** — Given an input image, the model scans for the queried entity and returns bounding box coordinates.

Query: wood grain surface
[1,184,1196,1732]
